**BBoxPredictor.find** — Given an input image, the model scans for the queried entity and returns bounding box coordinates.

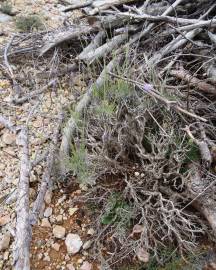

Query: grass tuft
[0,1,13,15]
[15,15,43,32]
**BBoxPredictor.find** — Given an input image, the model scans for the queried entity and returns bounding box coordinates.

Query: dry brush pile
[1,0,216,269]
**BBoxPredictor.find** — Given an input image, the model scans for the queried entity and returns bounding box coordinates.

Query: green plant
[95,100,116,116]
[0,1,13,15]
[101,193,131,226]
[16,15,43,32]
[69,139,93,184]
[93,77,133,102]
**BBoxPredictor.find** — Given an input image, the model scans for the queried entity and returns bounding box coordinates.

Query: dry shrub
[70,67,206,267]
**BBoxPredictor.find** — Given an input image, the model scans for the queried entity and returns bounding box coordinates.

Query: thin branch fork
[12,79,58,105]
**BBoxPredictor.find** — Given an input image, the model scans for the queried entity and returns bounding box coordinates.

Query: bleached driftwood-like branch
[13,127,31,270]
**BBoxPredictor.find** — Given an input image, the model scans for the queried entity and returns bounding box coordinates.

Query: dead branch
[184,125,212,167]
[12,79,57,104]
[77,30,106,60]
[186,166,216,236]
[117,12,211,26]
[13,127,31,270]
[30,113,63,224]
[170,69,216,96]
[78,33,128,63]
[63,0,93,12]
[89,0,137,15]
[40,25,95,56]
[4,35,22,97]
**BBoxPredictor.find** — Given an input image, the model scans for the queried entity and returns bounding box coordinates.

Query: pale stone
[2,132,16,145]
[66,264,75,270]
[68,208,78,216]
[65,233,83,255]
[136,248,149,263]
[80,261,92,270]
[52,242,60,251]
[134,171,140,177]
[53,225,66,239]
[0,214,10,226]
[44,190,52,204]
[0,233,10,251]
[41,218,51,228]
[56,214,63,222]
[44,207,53,218]
[87,228,95,236]
[83,240,92,250]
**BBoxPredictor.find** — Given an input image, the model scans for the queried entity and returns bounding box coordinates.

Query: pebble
[65,233,83,255]
[44,207,53,218]
[66,264,75,270]
[136,248,149,263]
[56,214,63,223]
[83,240,92,250]
[2,132,16,145]
[52,242,60,251]
[57,195,66,205]
[43,254,51,262]
[134,171,140,177]
[29,188,36,199]
[41,218,51,228]
[44,190,52,204]
[37,253,43,260]
[53,225,66,239]
[87,228,95,236]
[0,233,11,251]
[64,254,70,261]
[68,208,78,216]
[0,214,10,226]
[80,261,92,270]
[3,251,9,261]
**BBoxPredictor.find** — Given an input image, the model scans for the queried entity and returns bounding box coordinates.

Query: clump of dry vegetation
[1,0,216,269]
[15,15,43,32]
[0,1,13,15]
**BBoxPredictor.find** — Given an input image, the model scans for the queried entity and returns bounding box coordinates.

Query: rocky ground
[0,1,97,270]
